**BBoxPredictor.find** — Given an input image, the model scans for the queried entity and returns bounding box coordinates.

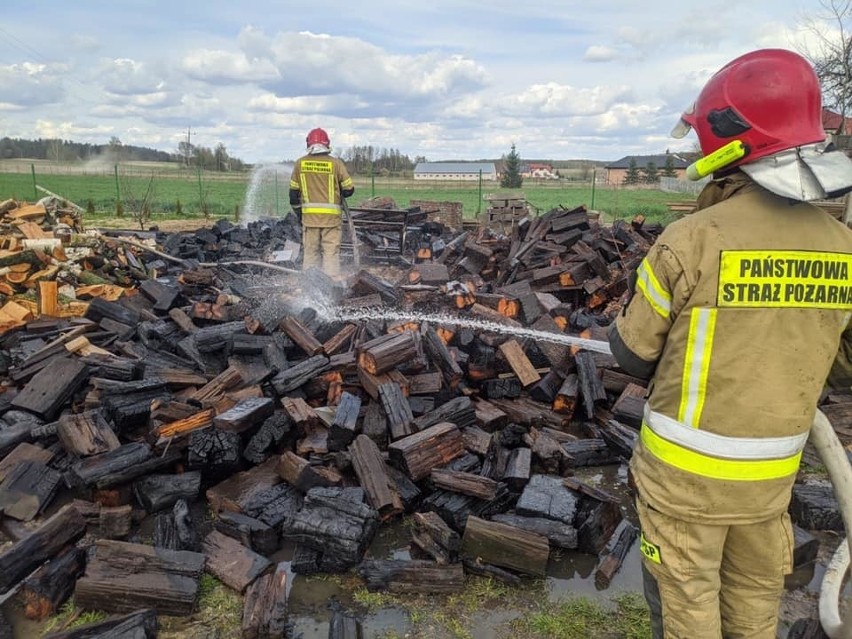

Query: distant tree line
[0,136,247,171]
[338,145,424,176]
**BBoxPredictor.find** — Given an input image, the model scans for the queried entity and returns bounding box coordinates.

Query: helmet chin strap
[741,145,852,202]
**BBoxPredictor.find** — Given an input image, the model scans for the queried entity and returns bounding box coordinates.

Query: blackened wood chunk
[205,457,282,514]
[241,483,304,529]
[98,379,171,432]
[66,442,152,487]
[195,321,244,352]
[56,410,120,457]
[84,297,141,327]
[242,563,288,639]
[611,383,646,429]
[0,459,62,521]
[0,505,86,595]
[134,471,202,513]
[329,392,362,452]
[203,530,273,594]
[359,559,465,594]
[244,412,292,465]
[480,378,522,400]
[98,505,133,540]
[388,422,465,482]
[462,558,522,585]
[270,355,330,395]
[352,270,399,305]
[412,396,476,432]
[461,515,549,577]
[75,540,205,616]
[562,438,620,467]
[361,401,388,448]
[232,333,274,355]
[188,428,243,475]
[411,511,460,564]
[282,487,379,571]
[525,428,573,476]
[386,466,422,512]
[20,546,86,621]
[421,487,514,532]
[598,420,638,459]
[491,513,578,549]
[516,474,579,525]
[502,448,532,492]
[80,354,141,381]
[214,397,276,434]
[574,351,607,420]
[793,524,819,569]
[594,519,638,589]
[349,435,403,518]
[214,511,279,556]
[358,331,421,376]
[154,499,200,552]
[575,495,623,556]
[378,383,414,441]
[791,483,843,531]
[290,544,322,575]
[480,436,510,481]
[281,316,323,357]
[528,370,564,405]
[473,399,508,433]
[786,618,830,639]
[277,451,337,493]
[11,357,89,421]
[431,468,502,501]
[499,423,529,448]
[422,324,463,388]
[42,609,158,639]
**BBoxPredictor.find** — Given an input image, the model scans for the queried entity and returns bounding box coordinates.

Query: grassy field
[0,160,692,225]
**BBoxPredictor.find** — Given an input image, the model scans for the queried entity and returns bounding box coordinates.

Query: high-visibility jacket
[610,173,852,524]
[289,153,354,228]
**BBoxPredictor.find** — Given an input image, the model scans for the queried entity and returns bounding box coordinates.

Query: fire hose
[811,408,852,639]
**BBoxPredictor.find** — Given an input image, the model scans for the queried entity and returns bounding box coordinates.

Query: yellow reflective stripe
[341,177,353,189]
[636,259,672,318]
[327,173,334,202]
[641,424,802,481]
[302,205,341,215]
[289,179,299,189]
[299,174,309,201]
[678,308,717,428]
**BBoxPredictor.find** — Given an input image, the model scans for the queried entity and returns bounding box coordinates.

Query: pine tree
[500,143,523,188]
[623,158,640,185]
[643,161,660,184]
[662,154,678,178]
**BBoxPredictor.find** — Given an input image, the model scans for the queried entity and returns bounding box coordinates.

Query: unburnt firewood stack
[0,202,846,636]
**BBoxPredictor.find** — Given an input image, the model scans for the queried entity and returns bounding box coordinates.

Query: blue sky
[0,0,830,164]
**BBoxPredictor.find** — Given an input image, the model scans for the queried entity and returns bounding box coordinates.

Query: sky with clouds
[0,0,834,164]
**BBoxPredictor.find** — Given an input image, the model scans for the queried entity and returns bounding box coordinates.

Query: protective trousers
[636,497,794,639]
[302,224,342,277]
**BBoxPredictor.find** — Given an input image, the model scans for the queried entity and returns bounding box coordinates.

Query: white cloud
[98,58,166,96]
[182,49,280,84]
[583,45,618,63]
[0,63,66,107]
[500,83,635,118]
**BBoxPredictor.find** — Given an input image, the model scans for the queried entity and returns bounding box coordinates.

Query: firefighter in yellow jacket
[289,128,355,277]
[609,49,852,638]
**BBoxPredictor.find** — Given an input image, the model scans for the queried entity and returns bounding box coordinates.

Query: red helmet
[306,127,330,147]
[672,49,825,169]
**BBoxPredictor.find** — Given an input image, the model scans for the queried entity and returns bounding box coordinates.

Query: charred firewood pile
[0,200,846,638]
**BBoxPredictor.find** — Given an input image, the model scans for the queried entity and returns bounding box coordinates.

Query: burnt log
[498,339,541,387]
[202,530,272,594]
[42,609,158,639]
[502,447,532,492]
[358,331,421,375]
[243,412,292,465]
[213,397,275,433]
[349,435,403,518]
[491,513,578,549]
[791,483,842,531]
[214,511,279,556]
[479,378,523,400]
[56,410,120,457]
[329,604,362,639]
[361,401,388,448]
[329,391,362,452]
[562,438,620,467]
[388,422,465,481]
[11,357,89,421]
[277,451,338,493]
[74,540,206,616]
[378,382,414,441]
[0,459,62,521]
[411,511,460,564]
[594,519,638,589]
[270,355,330,395]
[359,559,465,594]
[280,316,324,356]
[575,351,607,419]
[134,471,201,512]
[461,515,549,577]
[422,324,463,388]
[412,396,476,432]
[206,458,282,514]
[516,474,579,525]
[98,505,133,540]
[611,383,646,429]
[242,563,288,639]
[20,546,86,620]
[188,428,242,476]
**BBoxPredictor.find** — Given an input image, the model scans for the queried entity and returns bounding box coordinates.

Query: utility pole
[185,127,191,167]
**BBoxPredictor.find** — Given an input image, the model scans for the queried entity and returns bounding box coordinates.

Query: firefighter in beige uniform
[289,128,355,277]
[609,49,852,638]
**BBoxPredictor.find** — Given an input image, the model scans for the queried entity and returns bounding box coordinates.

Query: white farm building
[413,162,497,181]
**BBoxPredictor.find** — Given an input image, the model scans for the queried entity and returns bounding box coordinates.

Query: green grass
[1,163,690,225]
[510,593,652,639]
[41,600,107,636]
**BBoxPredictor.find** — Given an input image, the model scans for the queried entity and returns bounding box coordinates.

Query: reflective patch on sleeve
[640,531,662,565]
[717,250,852,310]
[636,259,672,319]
